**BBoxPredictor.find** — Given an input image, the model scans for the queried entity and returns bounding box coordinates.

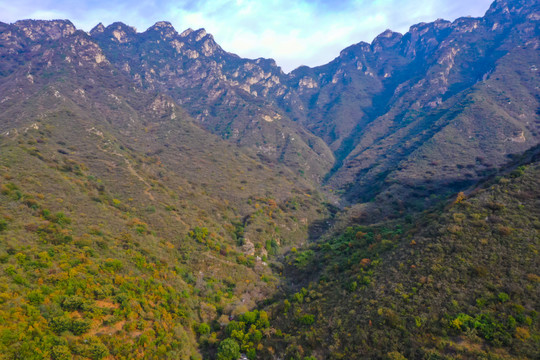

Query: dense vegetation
[0,0,538,358]
[268,161,540,359]
[1,125,537,359]
[0,57,329,358]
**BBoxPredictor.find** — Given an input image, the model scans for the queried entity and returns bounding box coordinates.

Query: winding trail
[98,143,155,201]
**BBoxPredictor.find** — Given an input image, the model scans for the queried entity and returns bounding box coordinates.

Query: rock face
[89,22,335,182]
[280,0,540,212]
[86,0,538,212]
[12,19,76,41]
[0,0,538,213]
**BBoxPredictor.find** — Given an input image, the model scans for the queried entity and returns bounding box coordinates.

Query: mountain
[281,0,539,213]
[0,19,331,359]
[88,21,334,182]
[269,150,540,359]
[0,0,538,359]
[84,0,539,217]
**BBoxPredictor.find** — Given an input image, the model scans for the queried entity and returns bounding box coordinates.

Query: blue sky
[1,0,495,72]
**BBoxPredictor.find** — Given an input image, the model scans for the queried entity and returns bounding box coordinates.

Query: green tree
[87,342,109,360]
[197,323,211,335]
[51,345,72,360]
[217,338,240,360]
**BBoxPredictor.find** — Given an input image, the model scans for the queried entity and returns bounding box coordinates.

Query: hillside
[269,156,540,359]
[0,0,538,359]
[89,21,335,182]
[285,0,539,214]
[82,0,540,216]
[0,19,330,359]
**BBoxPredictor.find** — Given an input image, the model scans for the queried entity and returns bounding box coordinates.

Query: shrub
[87,342,109,360]
[497,226,512,236]
[189,227,209,243]
[0,219,7,232]
[454,192,466,204]
[385,352,407,360]
[247,348,257,360]
[225,321,244,337]
[283,299,291,313]
[510,166,525,178]
[49,316,72,334]
[27,290,45,305]
[70,318,91,335]
[197,323,211,335]
[295,250,314,269]
[240,310,257,325]
[61,296,85,311]
[51,345,72,360]
[498,292,510,303]
[217,338,240,360]
[515,326,530,341]
[256,310,270,328]
[298,314,315,325]
[104,259,123,272]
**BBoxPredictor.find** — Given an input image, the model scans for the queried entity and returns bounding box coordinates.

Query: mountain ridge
[1,0,538,216]
[0,0,538,358]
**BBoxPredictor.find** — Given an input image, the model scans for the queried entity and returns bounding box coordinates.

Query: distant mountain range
[2,0,538,209]
[0,0,538,358]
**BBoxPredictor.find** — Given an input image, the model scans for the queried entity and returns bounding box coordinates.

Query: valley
[0,0,538,359]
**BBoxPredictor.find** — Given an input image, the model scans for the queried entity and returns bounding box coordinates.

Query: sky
[1,0,495,72]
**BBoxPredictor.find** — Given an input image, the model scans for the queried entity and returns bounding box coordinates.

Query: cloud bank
[1,0,495,72]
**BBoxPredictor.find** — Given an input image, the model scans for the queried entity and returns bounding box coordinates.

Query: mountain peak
[485,0,538,18]
[151,21,175,29]
[433,18,452,27]
[99,22,137,43]
[145,21,178,39]
[178,27,210,41]
[105,22,137,33]
[12,19,76,41]
[372,29,402,51]
[377,29,399,38]
[180,28,194,37]
[90,22,105,35]
[193,28,208,41]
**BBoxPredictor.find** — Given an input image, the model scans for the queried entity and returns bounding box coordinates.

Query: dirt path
[98,143,155,201]
[119,155,155,201]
